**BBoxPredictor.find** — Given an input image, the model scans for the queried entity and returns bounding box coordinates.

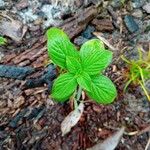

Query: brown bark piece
[1,6,98,70]
[92,18,114,32]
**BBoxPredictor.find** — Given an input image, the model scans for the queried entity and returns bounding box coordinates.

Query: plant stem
[77,86,82,102]
[74,86,82,110]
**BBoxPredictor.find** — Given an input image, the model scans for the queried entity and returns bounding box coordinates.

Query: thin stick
[145,138,150,150]
[93,32,118,51]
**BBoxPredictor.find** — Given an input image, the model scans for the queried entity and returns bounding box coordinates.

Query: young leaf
[66,56,82,74]
[0,36,7,45]
[47,27,79,69]
[51,73,77,102]
[77,72,91,91]
[87,75,117,104]
[80,39,112,75]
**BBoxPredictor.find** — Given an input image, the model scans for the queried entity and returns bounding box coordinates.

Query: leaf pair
[47,27,117,104]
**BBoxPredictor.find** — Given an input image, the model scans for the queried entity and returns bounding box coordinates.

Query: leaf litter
[87,127,125,150]
[61,102,84,136]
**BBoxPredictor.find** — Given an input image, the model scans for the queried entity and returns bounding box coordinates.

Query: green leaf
[80,39,112,75]
[77,72,91,91]
[51,73,77,102]
[0,36,7,45]
[87,75,117,104]
[66,56,82,74]
[47,27,79,69]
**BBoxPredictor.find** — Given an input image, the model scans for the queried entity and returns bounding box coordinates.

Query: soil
[0,0,150,150]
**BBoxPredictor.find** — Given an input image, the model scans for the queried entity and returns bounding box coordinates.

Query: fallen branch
[1,6,98,68]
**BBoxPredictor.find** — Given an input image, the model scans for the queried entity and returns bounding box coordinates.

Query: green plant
[121,0,126,5]
[121,48,150,101]
[0,36,7,45]
[47,27,117,106]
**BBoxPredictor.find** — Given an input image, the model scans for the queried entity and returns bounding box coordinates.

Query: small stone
[124,15,139,33]
[111,0,123,8]
[143,3,150,14]
[0,0,5,9]
[74,36,88,46]
[29,25,40,32]
[16,0,29,10]
[132,9,143,18]
[81,25,95,39]
[84,0,102,6]
[125,117,130,121]
[39,0,51,5]
[34,18,43,25]
[131,0,145,8]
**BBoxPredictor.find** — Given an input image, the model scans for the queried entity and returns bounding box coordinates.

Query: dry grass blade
[93,32,118,51]
[145,138,150,150]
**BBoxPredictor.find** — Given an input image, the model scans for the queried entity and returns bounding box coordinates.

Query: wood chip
[0,13,27,42]
[92,19,114,32]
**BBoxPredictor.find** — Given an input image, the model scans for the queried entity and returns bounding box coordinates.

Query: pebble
[34,18,43,25]
[143,3,150,14]
[81,25,95,39]
[29,25,41,32]
[0,0,5,9]
[16,0,29,10]
[111,0,123,8]
[39,0,51,5]
[132,9,143,18]
[124,15,139,33]
[131,0,145,8]
[74,36,88,46]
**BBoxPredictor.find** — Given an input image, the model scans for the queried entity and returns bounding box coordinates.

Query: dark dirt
[0,0,150,150]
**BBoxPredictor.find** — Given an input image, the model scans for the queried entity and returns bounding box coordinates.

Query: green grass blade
[139,81,150,101]
[121,55,131,64]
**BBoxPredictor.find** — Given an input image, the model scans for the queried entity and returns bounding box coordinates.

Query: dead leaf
[87,127,125,150]
[61,102,84,136]
[0,13,27,42]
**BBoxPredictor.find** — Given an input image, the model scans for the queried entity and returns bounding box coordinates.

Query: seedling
[121,0,126,6]
[47,27,117,107]
[0,36,7,45]
[121,48,150,101]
